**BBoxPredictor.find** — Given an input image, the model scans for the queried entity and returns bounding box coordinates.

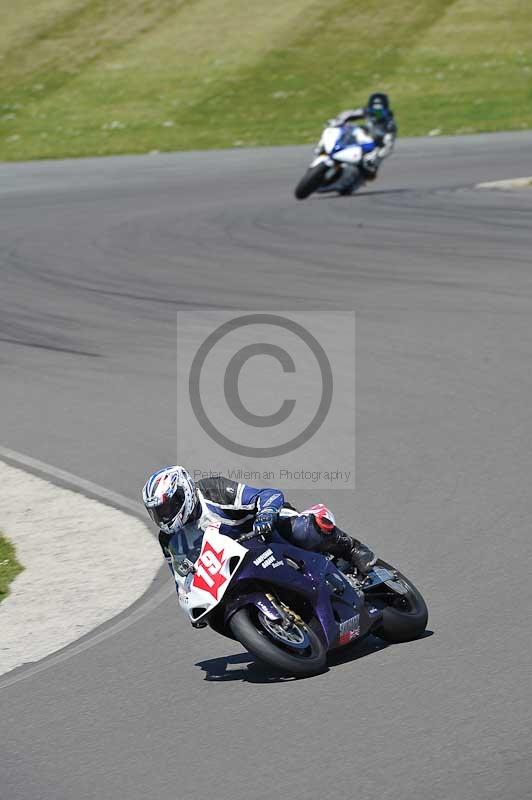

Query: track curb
[0,446,173,691]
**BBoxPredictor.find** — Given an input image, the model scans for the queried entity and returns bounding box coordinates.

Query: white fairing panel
[310,154,333,168]
[334,145,363,164]
[353,126,373,145]
[321,126,342,154]
[175,524,248,622]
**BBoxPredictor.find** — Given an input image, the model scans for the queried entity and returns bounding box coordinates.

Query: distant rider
[329,92,397,181]
[142,466,376,579]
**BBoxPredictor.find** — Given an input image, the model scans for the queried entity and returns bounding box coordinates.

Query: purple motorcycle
[170,521,428,677]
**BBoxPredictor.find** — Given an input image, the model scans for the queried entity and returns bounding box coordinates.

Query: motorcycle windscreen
[169,520,204,571]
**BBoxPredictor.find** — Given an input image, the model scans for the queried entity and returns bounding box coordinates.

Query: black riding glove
[253,508,277,538]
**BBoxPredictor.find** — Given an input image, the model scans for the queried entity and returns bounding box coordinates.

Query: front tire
[229,606,327,677]
[294,163,328,200]
[372,560,428,643]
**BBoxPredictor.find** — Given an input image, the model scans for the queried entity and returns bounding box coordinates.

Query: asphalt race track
[1,133,532,800]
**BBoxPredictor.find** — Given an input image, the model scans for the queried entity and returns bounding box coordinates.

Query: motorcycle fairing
[320,125,343,153]
[317,123,376,164]
[223,591,283,627]
[333,145,363,164]
[222,537,377,649]
[175,525,248,622]
[174,525,381,648]
[310,154,335,168]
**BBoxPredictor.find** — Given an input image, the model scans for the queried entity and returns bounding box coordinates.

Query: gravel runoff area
[0,460,161,676]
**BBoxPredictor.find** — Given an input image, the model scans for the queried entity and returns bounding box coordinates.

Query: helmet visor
[148,487,185,527]
[372,106,390,124]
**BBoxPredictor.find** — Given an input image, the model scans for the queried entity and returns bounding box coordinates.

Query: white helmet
[142,466,197,535]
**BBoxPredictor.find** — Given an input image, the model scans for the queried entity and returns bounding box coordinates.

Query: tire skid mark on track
[0,337,100,358]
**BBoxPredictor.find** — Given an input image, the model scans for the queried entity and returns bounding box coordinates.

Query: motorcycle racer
[328,92,397,180]
[279,502,376,574]
[142,466,376,579]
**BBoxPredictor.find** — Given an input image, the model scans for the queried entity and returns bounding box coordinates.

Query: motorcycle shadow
[328,629,433,669]
[195,651,284,683]
[317,187,409,200]
[196,631,431,683]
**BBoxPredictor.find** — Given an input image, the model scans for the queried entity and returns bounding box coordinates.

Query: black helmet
[367,93,392,123]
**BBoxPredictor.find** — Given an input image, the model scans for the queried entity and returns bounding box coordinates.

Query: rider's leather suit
[159,476,375,575]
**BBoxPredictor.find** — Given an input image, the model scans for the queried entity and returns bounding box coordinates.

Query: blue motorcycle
[170,521,428,677]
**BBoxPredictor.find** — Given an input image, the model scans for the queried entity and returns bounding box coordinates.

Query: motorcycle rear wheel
[371,560,428,643]
[338,174,364,196]
[230,606,327,677]
[294,163,328,200]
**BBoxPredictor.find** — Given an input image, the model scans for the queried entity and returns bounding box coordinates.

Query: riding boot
[361,152,380,181]
[324,528,376,575]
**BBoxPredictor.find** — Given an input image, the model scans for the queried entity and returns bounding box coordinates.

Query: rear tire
[229,606,327,677]
[294,163,328,200]
[372,560,428,643]
[338,176,364,196]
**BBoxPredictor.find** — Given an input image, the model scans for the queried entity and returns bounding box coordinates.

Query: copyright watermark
[177,310,355,491]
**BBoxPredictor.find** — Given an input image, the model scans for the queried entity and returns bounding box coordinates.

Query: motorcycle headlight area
[173,555,195,577]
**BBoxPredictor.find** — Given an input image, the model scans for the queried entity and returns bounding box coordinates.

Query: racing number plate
[192,540,228,600]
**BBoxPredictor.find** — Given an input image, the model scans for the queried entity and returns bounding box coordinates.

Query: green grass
[0,534,23,604]
[1,0,531,161]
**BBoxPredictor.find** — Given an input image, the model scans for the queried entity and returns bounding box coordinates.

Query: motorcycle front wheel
[294,163,328,200]
[229,606,327,676]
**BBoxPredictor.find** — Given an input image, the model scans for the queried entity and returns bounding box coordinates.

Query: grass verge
[0,534,24,604]
[1,0,531,161]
